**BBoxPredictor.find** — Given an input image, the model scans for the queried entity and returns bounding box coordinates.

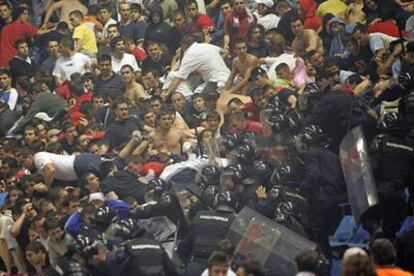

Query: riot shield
[250,135,288,167]
[140,216,177,242]
[171,183,200,211]
[227,207,316,275]
[339,126,379,225]
[206,138,226,167]
[260,109,275,137]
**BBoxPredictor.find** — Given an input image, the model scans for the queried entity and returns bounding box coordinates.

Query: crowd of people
[0,0,414,275]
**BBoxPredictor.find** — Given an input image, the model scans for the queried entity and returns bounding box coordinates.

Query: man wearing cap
[250,67,298,107]
[256,0,280,31]
[47,129,62,145]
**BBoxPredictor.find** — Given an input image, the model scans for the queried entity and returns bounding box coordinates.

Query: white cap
[88,192,105,203]
[34,112,53,122]
[256,0,274,7]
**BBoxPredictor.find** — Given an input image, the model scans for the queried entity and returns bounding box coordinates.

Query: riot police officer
[301,81,377,153]
[184,191,237,276]
[72,230,178,276]
[298,143,347,255]
[133,178,189,241]
[364,112,414,238]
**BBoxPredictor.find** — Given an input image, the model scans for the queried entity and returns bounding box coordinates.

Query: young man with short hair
[93,54,123,100]
[290,15,323,57]
[110,37,140,74]
[224,39,258,94]
[9,40,37,81]
[0,69,18,110]
[69,10,98,56]
[52,37,91,86]
[25,241,58,275]
[41,39,60,73]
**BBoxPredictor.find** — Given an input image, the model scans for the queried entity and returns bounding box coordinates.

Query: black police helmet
[116,218,145,239]
[302,125,323,141]
[74,234,99,259]
[268,185,284,203]
[90,206,117,231]
[214,191,238,212]
[380,112,405,131]
[250,159,272,181]
[222,133,242,151]
[201,185,219,207]
[62,261,91,276]
[232,143,256,164]
[201,165,221,185]
[148,178,168,193]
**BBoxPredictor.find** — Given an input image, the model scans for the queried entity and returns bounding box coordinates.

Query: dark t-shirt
[119,21,147,43]
[141,53,171,76]
[101,170,147,203]
[339,46,376,79]
[247,42,268,58]
[102,117,143,150]
[60,138,77,154]
[93,73,124,101]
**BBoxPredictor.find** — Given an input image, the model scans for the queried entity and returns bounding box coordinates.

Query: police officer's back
[189,191,237,260]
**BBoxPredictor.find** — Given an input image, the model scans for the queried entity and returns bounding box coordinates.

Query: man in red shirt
[0,7,48,67]
[186,0,214,34]
[124,36,147,63]
[223,0,256,51]
[227,111,264,135]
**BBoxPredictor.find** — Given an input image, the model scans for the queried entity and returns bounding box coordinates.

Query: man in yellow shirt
[69,10,98,56]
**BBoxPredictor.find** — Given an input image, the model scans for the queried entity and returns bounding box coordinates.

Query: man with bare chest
[290,15,324,57]
[41,0,87,29]
[120,64,147,107]
[224,39,258,94]
[152,110,191,155]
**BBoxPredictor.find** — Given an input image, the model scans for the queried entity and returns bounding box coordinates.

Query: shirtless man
[41,0,87,29]
[223,39,258,94]
[290,15,324,57]
[120,64,147,107]
[151,110,193,155]
[345,0,365,24]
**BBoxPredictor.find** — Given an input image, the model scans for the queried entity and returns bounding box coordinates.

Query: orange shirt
[376,267,413,276]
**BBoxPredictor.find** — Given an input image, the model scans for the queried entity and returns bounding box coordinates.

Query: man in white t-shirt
[34,152,78,185]
[53,37,91,86]
[166,36,230,95]
[110,37,140,74]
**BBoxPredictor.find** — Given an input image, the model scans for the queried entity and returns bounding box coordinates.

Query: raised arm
[41,1,64,28]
